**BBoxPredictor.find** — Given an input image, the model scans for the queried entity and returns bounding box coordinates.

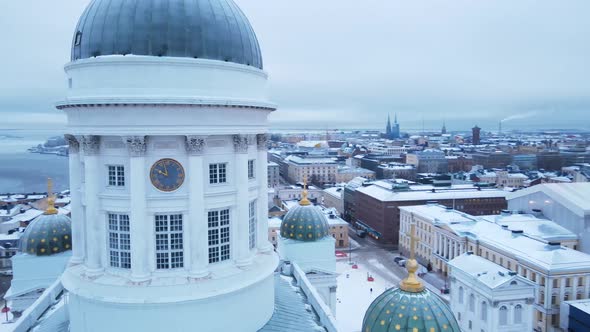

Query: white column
[186,136,209,278]
[584,276,590,298]
[256,134,273,253]
[234,135,252,267]
[82,135,102,275]
[126,137,150,282]
[65,135,85,264]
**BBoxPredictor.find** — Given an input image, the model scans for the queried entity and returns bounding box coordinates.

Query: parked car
[397,259,406,267]
[394,256,404,264]
[356,229,367,238]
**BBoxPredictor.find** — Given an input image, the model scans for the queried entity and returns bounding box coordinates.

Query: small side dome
[362,287,460,332]
[363,224,460,332]
[20,214,72,256]
[20,179,72,256]
[280,187,330,242]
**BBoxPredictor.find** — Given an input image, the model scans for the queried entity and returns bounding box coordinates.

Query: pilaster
[234,135,252,267]
[82,135,102,275]
[65,135,85,265]
[125,136,150,282]
[186,136,209,278]
[256,134,273,253]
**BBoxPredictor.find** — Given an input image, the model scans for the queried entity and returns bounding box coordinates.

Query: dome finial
[300,175,311,206]
[45,178,58,215]
[400,223,424,292]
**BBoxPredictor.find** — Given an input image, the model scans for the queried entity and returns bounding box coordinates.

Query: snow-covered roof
[399,205,475,224]
[449,254,534,289]
[357,184,508,202]
[268,162,279,167]
[323,187,343,199]
[268,217,283,229]
[480,213,577,242]
[258,274,327,331]
[566,299,590,316]
[507,183,590,217]
[458,221,590,273]
[285,155,337,165]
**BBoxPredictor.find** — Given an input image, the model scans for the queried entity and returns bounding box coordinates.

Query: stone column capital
[64,134,80,154]
[81,135,100,155]
[233,135,249,153]
[185,136,206,155]
[125,136,147,157]
[256,134,268,151]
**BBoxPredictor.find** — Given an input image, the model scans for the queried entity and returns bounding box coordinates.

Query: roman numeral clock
[150,158,185,192]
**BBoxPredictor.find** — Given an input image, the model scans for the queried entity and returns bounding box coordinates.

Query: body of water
[0,129,69,194]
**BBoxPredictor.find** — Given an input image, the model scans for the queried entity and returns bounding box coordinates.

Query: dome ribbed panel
[362,288,461,332]
[20,214,73,256]
[71,0,263,69]
[280,205,331,242]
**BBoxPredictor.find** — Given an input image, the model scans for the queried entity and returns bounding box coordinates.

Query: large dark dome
[71,0,263,69]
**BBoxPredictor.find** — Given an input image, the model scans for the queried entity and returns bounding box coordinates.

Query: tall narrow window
[514,305,523,324]
[249,200,257,249]
[209,163,227,184]
[155,214,184,269]
[74,31,82,46]
[108,213,131,269]
[208,209,230,263]
[459,287,464,304]
[469,294,475,312]
[248,159,255,179]
[499,306,508,325]
[108,165,125,187]
[480,301,487,321]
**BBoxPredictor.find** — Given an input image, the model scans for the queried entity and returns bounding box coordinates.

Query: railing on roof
[292,263,338,332]
[12,279,64,332]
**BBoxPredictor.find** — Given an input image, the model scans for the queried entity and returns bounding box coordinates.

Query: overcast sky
[1,0,589,131]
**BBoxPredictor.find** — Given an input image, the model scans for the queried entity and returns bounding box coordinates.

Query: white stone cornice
[233,135,249,153]
[125,136,147,157]
[81,135,100,155]
[185,136,207,155]
[64,134,80,153]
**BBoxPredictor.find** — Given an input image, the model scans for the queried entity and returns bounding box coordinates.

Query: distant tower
[386,114,392,138]
[442,120,447,135]
[472,125,481,145]
[392,113,401,139]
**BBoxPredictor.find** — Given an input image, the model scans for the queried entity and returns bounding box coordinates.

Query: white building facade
[449,253,536,332]
[58,1,279,331]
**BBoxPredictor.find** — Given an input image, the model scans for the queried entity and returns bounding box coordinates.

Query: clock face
[150,158,185,192]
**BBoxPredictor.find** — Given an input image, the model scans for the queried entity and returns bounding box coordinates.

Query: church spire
[386,114,392,136]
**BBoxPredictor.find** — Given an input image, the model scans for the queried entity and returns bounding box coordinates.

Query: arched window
[499,306,508,325]
[469,294,475,312]
[480,301,487,321]
[514,305,523,324]
[459,287,464,304]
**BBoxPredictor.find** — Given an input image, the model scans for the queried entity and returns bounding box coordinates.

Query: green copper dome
[20,213,72,256]
[280,204,330,242]
[362,288,460,332]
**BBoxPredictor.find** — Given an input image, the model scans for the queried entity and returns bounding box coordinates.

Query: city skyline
[1,0,589,131]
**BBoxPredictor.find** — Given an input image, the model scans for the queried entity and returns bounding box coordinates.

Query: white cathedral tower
[58,0,278,331]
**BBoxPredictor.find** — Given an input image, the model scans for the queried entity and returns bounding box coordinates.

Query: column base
[69,256,85,265]
[258,242,274,253]
[189,269,210,279]
[84,267,104,278]
[130,274,151,283]
[235,257,254,268]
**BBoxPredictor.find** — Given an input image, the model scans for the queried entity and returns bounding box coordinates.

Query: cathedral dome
[363,226,460,332]
[280,189,330,242]
[20,211,72,256]
[362,287,460,332]
[71,0,263,69]
[20,180,73,256]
